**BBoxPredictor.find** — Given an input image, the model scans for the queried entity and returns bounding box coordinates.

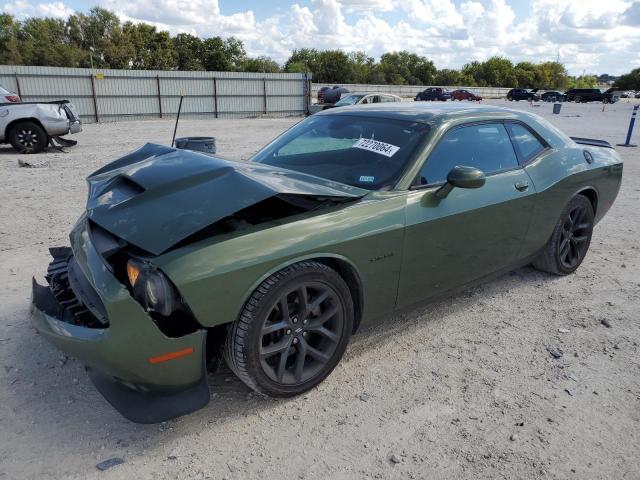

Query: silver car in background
[0,100,82,153]
[0,84,21,103]
[333,92,402,106]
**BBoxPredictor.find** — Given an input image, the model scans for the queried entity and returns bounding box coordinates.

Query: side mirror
[435,166,486,199]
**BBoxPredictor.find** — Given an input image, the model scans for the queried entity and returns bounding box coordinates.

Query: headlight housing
[126,259,179,316]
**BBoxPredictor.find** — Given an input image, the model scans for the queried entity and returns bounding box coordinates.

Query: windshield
[251,115,429,190]
[335,95,365,106]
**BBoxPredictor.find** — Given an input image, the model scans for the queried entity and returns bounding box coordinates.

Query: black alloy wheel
[259,282,344,385]
[533,195,594,275]
[224,261,354,397]
[557,203,592,271]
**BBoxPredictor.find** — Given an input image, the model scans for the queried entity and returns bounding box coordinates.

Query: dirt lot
[1,99,639,480]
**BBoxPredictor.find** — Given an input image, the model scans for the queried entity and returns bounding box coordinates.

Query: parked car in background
[0,100,82,153]
[636,92,640,99]
[565,88,615,103]
[0,84,21,103]
[334,93,401,107]
[451,89,482,101]
[415,87,451,101]
[506,88,540,101]
[310,86,352,114]
[541,91,566,102]
[620,91,635,98]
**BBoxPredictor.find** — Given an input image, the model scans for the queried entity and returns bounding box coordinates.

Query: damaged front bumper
[30,219,210,423]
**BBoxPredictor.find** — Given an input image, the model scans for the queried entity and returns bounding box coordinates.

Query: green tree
[201,36,246,71]
[434,69,461,86]
[241,56,280,73]
[614,68,640,90]
[317,50,353,83]
[567,75,598,89]
[174,33,203,70]
[20,17,83,67]
[284,61,308,74]
[379,51,436,85]
[348,51,375,83]
[513,62,536,88]
[68,8,132,68]
[123,22,175,69]
[0,14,23,64]
[284,48,318,74]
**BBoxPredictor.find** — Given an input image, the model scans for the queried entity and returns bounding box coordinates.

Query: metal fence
[311,83,512,100]
[0,66,312,123]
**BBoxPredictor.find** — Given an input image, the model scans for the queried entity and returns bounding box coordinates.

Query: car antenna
[171,88,185,148]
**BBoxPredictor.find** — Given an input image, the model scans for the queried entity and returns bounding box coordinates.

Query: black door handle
[514,180,529,192]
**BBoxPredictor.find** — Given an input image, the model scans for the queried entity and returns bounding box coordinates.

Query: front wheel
[224,261,354,397]
[533,195,594,275]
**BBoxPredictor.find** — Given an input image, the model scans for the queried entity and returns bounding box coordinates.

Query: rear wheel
[224,261,354,397]
[533,195,594,275]
[8,121,47,154]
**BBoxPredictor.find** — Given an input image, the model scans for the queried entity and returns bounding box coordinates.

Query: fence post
[305,73,311,115]
[263,78,267,115]
[14,72,22,97]
[156,75,163,118]
[213,77,218,119]
[89,74,99,123]
[617,105,638,147]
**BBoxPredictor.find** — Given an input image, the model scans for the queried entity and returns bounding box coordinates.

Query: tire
[8,121,47,154]
[224,261,354,397]
[575,96,582,103]
[533,195,594,275]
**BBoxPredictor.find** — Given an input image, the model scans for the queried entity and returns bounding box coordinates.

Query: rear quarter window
[507,123,546,163]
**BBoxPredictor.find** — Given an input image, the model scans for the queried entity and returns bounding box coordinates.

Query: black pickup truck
[565,88,615,103]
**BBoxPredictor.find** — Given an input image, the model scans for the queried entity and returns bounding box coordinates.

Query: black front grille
[45,247,109,328]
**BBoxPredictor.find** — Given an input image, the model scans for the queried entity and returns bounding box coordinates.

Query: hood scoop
[86,143,367,255]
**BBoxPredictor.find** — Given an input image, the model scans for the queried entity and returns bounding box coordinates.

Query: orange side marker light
[148,347,195,364]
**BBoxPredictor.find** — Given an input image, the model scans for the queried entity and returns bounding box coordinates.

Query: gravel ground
[1,99,639,480]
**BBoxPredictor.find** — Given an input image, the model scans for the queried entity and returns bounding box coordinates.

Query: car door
[397,121,537,307]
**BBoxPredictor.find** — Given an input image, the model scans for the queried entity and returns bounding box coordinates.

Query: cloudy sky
[2,0,639,75]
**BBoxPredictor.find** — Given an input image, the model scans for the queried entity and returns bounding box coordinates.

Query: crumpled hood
[86,143,367,255]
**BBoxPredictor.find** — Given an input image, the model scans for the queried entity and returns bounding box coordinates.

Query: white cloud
[337,0,395,13]
[1,0,639,75]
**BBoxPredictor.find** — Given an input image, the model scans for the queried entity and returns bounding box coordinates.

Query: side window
[381,95,395,103]
[507,123,545,163]
[417,123,519,185]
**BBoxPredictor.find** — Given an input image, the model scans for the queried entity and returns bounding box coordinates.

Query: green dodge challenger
[31,103,622,423]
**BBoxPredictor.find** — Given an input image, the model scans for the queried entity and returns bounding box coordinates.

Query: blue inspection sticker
[359,175,375,183]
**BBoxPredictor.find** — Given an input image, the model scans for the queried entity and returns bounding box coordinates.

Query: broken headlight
[126,259,179,316]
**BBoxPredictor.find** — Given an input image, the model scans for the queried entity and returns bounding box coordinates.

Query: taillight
[6,95,21,103]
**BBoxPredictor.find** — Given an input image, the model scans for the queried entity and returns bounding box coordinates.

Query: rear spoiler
[570,137,613,149]
[0,100,72,107]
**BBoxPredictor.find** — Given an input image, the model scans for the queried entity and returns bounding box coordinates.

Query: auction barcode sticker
[353,138,400,157]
